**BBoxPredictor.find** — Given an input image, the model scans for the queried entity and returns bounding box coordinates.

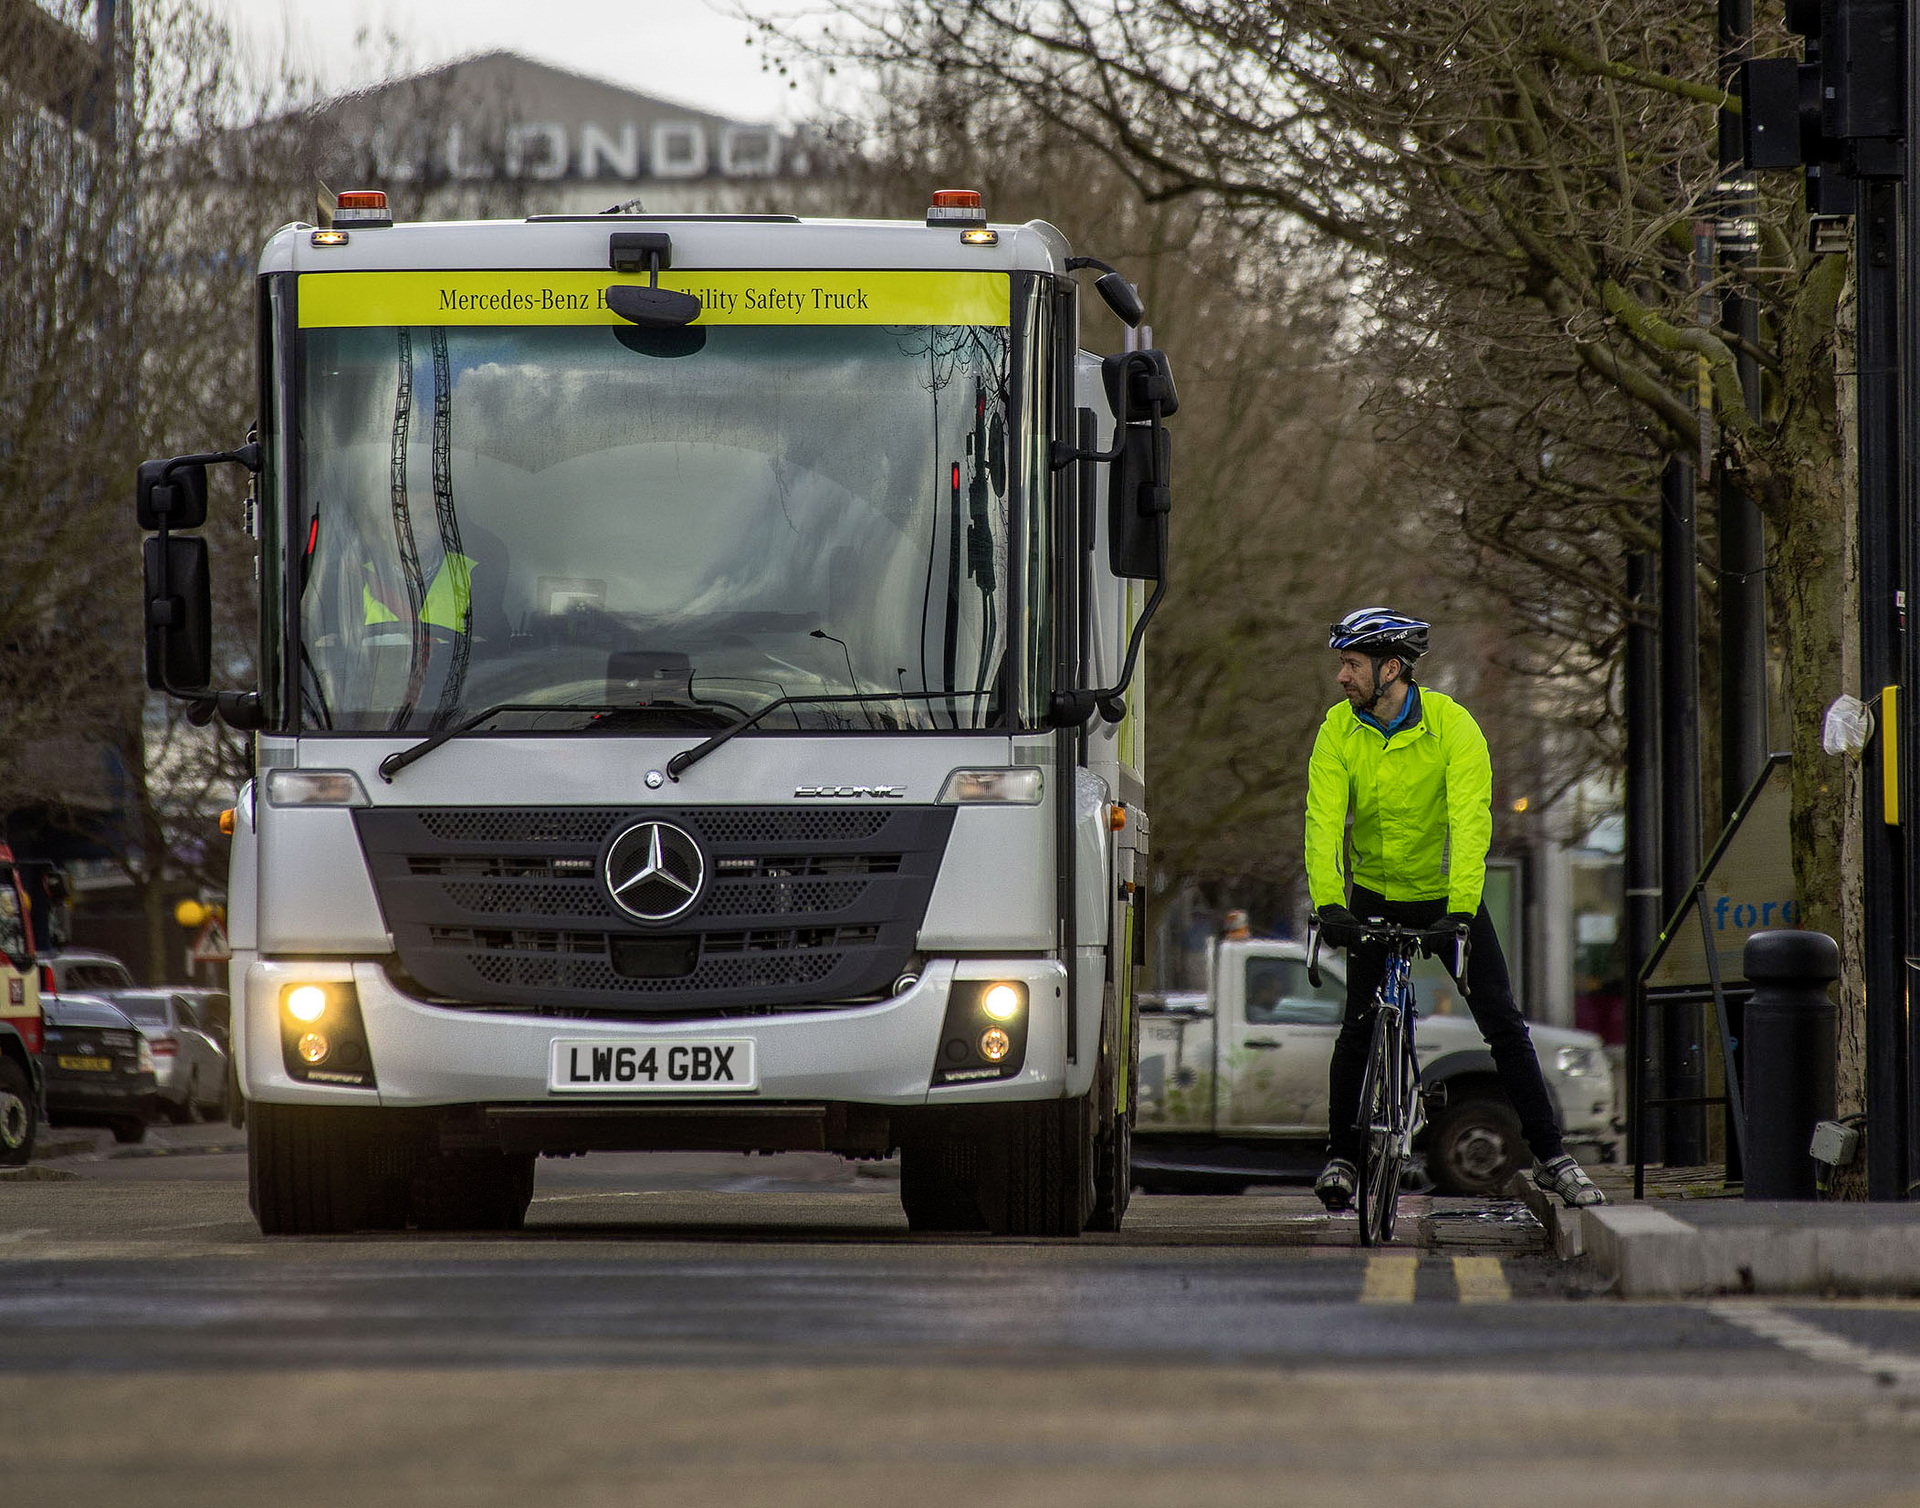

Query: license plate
[56,1055,111,1072]
[548,1038,756,1093]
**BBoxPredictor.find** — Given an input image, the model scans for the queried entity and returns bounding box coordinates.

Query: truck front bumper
[237,954,1071,1110]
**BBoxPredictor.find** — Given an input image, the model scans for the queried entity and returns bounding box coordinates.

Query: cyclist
[1305,607,1606,1211]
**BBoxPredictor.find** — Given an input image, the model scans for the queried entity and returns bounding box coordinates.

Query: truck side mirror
[144,535,213,691]
[1102,349,1177,582]
[137,459,208,530]
[1109,423,1171,580]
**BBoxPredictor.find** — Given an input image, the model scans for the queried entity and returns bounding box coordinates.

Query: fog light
[981,983,1022,1021]
[286,985,327,1023]
[296,1031,330,1065]
[979,1027,1011,1062]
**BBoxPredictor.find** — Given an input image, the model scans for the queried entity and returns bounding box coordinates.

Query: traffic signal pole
[1717,0,1771,823]
[1858,176,1907,1199]
[1738,0,1912,1196]
[1902,0,1920,1196]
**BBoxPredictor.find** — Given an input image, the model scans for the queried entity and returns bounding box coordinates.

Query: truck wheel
[410,1152,536,1232]
[0,1057,37,1167]
[898,1131,986,1233]
[978,1095,1095,1237]
[1426,1092,1525,1196]
[249,1102,415,1234]
[110,1116,147,1145]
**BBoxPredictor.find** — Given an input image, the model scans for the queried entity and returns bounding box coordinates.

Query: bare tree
[772,1,1847,916]
[814,84,1571,938]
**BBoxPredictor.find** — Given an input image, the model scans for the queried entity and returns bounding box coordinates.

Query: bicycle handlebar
[1305,915,1471,998]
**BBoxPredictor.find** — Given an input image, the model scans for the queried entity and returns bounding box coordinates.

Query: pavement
[1512,1163,1920,1299]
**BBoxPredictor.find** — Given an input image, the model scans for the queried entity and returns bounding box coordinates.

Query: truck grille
[356,805,953,1015]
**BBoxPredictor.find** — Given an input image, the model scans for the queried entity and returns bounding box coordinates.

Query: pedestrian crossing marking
[1452,1256,1511,1303]
[1359,1254,1419,1303]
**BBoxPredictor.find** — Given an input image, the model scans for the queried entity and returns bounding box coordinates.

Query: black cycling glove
[1315,903,1361,948]
[1422,911,1475,956]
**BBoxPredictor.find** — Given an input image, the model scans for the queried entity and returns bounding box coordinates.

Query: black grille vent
[470,949,843,995]
[442,881,612,917]
[686,810,892,845]
[419,810,623,845]
[697,878,867,917]
[356,804,954,1014]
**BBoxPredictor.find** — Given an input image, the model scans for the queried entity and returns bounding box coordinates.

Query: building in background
[313,51,827,219]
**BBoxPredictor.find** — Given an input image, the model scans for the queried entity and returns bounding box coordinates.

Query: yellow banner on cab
[297,269,1010,329]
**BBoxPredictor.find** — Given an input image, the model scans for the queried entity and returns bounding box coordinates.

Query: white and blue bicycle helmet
[1329,608,1429,710]
[1328,606,1430,662]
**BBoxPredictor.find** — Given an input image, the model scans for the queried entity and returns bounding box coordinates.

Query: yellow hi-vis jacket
[1304,687,1493,915]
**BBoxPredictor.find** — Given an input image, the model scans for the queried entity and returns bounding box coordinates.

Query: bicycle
[1309,916,1470,1247]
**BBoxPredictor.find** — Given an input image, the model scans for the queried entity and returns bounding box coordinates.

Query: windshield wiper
[666,688,993,782]
[378,703,620,782]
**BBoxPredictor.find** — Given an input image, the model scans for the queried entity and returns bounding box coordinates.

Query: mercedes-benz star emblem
[604,820,705,923]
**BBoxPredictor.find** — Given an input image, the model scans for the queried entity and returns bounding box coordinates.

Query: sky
[206,0,813,121]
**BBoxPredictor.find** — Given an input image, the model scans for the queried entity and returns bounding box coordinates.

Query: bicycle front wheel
[1355,1006,1405,1247]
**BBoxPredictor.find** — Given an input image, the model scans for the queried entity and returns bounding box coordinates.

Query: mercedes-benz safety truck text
[137,188,1177,1236]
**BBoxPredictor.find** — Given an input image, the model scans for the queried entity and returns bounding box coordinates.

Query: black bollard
[1741,929,1839,1199]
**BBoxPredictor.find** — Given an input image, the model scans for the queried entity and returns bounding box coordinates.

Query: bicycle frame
[1307,916,1470,1246]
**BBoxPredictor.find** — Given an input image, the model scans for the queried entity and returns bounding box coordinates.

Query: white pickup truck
[1134,937,1618,1194]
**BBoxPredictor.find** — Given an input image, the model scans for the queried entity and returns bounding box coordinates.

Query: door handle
[1244,1038,1282,1050]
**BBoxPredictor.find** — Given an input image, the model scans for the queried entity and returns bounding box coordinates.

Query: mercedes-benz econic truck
[136,187,1177,1236]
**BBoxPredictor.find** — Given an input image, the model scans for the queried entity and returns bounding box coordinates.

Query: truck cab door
[1221,951,1345,1134]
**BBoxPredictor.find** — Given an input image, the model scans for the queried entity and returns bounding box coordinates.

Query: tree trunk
[141,872,170,987]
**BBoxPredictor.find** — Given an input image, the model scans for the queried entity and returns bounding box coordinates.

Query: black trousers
[1325,885,1565,1165]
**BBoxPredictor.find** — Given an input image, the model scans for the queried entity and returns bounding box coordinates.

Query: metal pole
[1903,0,1920,1198]
[1716,0,1771,824]
[1624,552,1664,1168]
[1858,176,1909,1200]
[1660,457,1708,1164]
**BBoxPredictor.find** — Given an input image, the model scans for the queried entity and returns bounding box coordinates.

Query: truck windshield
[295,322,1012,733]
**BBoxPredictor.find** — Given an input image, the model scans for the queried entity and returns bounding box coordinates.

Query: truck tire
[1426,1091,1525,1196]
[409,1152,536,1232]
[110,1116,147,1145]
[0,1056,37,1168]
[899,1131,986,1232]
[977,1095,1095,1237]
[249,1102,414,1234]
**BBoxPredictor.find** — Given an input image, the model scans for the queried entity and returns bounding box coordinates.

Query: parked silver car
[1135,938,1619,1195]
[37,949,136,996]
[102,989,228,1123]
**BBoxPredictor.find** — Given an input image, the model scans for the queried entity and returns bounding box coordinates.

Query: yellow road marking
[1452,1256,1512,1303]
[1360,1255,1419,1303]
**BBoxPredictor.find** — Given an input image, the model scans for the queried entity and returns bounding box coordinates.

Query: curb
[1504,1172,1583,1257]
[1579,1206,1920,1297]
[30,1128,99,1162]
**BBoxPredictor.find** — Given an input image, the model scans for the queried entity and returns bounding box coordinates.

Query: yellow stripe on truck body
[297,270,1011,329]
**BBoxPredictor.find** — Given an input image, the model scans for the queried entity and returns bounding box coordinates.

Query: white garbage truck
[136,188,1175,1236]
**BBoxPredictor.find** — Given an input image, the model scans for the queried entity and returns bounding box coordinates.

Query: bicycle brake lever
[1306,918,1323,989]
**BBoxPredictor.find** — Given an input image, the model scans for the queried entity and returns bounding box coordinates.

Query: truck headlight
[265,769,370,807]
[1555,1045,1603,1077]
[278,982,376,1088]
[938,768,1042,804]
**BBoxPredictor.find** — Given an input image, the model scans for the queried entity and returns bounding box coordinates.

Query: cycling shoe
[1315,1158,1357,1212]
